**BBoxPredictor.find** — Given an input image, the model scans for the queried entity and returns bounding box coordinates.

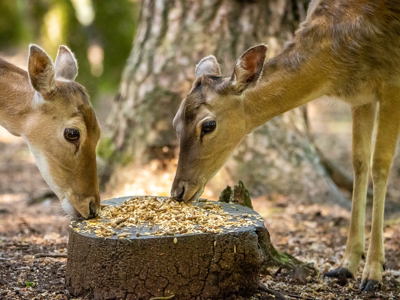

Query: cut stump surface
[66,196,269,300]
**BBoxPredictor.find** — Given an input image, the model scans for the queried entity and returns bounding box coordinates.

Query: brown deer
[171,0,400,291]
[0,45,101,219]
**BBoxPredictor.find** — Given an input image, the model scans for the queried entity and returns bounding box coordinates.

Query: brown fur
[268,0,400,96]
[172,0,400,289]
[0,45,100,219]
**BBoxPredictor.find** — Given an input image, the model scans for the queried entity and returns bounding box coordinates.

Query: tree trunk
[66,197,265,299]
[101,0,349,207]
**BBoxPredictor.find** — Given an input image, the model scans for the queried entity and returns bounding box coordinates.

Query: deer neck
[0,60,35,136]
[243,47,330,132]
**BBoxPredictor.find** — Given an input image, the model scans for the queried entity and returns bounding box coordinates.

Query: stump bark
[66,196,273,300]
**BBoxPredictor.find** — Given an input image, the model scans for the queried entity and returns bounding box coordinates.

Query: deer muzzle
[171,178,205,203]
[61,194,100,219]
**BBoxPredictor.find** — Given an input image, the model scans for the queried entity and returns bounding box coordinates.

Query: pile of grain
[71,196,261,239]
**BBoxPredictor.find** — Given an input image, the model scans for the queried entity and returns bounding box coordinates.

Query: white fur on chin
[61,198,80,218]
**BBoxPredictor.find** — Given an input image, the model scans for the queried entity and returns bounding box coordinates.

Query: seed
[118,233,130,238]
[116,224,125,230]
[136,232,140,237]
[79,196,259,238]
[115,217,127,225]
[174,238,177,244]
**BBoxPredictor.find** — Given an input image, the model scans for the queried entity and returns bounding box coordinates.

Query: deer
[0,44,101,219]
[171,0,400,291]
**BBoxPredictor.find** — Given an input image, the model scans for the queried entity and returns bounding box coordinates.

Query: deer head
[24,45,101,218]
[171,45,268,202]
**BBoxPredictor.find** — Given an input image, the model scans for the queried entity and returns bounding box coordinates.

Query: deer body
[0,45,101,219]
[172,0,400,291]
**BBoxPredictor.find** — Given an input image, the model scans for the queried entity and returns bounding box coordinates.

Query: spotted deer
[171,0,400,291]
[0,45,101,219]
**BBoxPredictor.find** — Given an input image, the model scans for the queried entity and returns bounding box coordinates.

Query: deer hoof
[324,267,353,279]
[360,279,381,291]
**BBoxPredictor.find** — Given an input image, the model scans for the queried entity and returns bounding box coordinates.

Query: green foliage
[97,136,132,167]
[97,137,115,161]
[0,1,28,48]
[0,0,140,105]
[25,281,35,287]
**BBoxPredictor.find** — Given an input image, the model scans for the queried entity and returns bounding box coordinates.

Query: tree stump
[66,196,270,300]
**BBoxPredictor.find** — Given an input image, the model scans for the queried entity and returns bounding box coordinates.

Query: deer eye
[64,128,80,142]
[201,121,216,135]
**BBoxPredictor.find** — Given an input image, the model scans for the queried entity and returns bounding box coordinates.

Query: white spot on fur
[32,92,45,107]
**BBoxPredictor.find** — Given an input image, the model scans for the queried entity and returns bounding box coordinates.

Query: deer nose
[87,196,100,219]
[172,185,185,202]
[88,202,96,219]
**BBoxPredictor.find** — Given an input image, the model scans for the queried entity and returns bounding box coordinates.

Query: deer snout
[171,182,185,202]
[171,179,204,203]
[87,195,101,219]
[61,194,100,219]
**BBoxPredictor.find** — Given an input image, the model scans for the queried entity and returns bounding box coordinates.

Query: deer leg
[360,89,400,291]
[325,102,376,279]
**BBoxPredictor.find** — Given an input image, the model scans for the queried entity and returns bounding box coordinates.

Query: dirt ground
[1,187,400,299]
[1,99,400,299]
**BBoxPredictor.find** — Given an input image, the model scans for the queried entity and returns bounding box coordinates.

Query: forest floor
[0,101,400,299]
[1,188,400,299]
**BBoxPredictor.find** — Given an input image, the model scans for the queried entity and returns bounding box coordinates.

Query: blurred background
[0,0,138,100]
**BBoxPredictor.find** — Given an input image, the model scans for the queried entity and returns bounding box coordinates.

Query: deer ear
[28,44,55,96]
[195,55,221,78]
[55,45,78,81]
[231,44,267,94]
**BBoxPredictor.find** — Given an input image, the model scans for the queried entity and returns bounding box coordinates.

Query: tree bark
[67,197,266,299]
[101,0,349,207]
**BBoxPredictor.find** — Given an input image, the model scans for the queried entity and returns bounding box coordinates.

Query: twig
[286,294,308,299]
[0,278,11,286]
[149,295,175,300]
[286,293,314,300]
[258,285,287,300]
[34,253,68,258]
